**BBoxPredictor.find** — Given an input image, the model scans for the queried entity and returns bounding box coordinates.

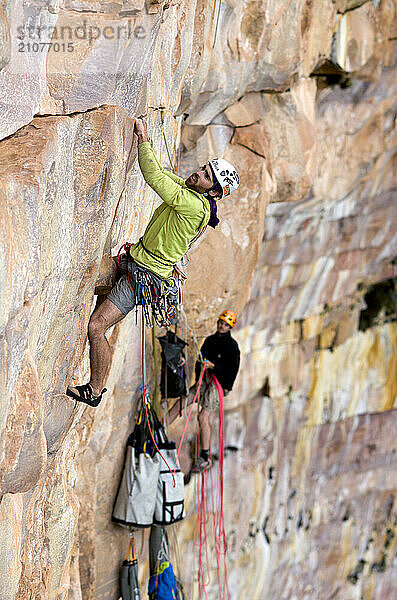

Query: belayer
[67,118,239,406]
[170,310,241,472]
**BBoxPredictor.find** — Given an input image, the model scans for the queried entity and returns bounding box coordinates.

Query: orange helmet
[218,310,237,328]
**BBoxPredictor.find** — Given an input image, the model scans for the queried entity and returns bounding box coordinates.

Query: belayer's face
[186,164,215,194]
[217,319,231,334]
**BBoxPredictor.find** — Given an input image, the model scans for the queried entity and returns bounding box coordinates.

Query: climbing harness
[117,242,181,329]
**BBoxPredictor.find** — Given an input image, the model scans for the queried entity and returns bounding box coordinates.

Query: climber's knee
[88,298,125,340]
[88,313,105,340]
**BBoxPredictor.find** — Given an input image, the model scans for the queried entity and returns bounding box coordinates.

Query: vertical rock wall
[0,1,396,598]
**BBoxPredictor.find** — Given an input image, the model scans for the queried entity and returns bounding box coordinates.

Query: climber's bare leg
[88,299,125,395]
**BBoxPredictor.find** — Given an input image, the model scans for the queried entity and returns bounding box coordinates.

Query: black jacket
[195,331,240,391]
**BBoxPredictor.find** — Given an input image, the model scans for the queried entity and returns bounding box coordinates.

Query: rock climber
[67,118,239,406]
[170,311,241,472]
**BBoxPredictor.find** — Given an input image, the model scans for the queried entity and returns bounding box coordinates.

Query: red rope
[141,308,176,486]
[210,374,229,599]
[196,374,230,600]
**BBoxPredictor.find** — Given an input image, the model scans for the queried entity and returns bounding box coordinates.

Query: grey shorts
[107,255,178,316]
[190,374,229,413]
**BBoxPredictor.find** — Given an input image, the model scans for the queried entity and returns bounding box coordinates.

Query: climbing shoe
[66,383,107,407]
[191,456,212,473]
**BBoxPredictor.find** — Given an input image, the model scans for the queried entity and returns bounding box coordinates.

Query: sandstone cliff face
[0,1,396,599]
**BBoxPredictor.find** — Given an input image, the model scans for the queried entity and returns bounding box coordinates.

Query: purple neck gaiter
[207,197,219,228]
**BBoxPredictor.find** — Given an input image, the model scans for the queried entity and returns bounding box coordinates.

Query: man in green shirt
[67,118,239,406]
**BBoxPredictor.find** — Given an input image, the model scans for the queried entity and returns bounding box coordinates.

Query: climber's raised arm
[134,118,185,186]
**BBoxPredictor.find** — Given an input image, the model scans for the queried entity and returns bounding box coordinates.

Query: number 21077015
[18,42,75,52]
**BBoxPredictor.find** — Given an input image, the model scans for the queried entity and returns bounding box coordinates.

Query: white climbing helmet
[209,158,239,198]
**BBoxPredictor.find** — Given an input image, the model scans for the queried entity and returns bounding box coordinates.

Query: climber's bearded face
[186,163,216,195]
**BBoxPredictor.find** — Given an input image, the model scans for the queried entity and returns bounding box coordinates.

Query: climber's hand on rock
[203,359,215,369]
[134,118,149,143]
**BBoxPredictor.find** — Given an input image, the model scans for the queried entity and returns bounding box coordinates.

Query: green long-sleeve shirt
[130,141,210,279]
